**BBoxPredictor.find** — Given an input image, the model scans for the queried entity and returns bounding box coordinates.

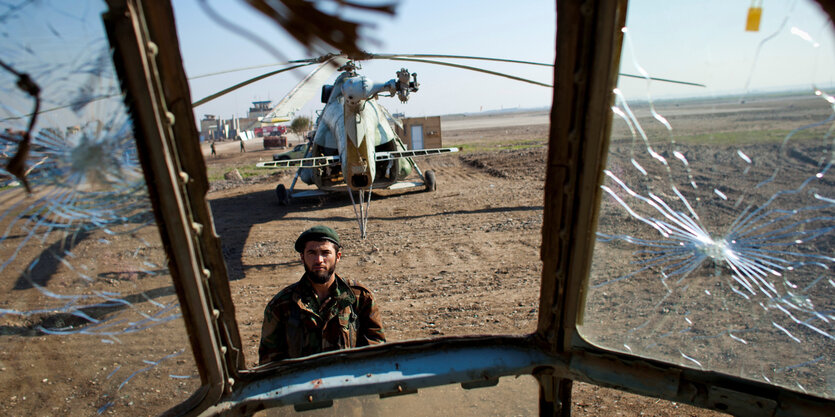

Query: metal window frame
[102,0,835,416]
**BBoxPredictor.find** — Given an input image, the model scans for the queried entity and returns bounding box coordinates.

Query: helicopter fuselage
[304,70,413,191]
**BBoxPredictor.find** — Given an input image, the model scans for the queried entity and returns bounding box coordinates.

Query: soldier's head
[295,225,342,284]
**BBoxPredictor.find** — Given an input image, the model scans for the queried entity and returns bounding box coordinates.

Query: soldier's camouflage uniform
[259,274,385,364]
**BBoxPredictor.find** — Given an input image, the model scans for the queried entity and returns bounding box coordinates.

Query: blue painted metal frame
[208,337,558,415]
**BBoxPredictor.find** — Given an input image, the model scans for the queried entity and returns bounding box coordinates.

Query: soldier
[259,225,385,364]
[210,141,216,156]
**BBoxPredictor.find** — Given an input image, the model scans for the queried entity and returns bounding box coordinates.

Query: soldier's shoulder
[345,278,375,296]
[266,282,301,307]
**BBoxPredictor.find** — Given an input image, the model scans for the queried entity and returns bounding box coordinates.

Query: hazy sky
[174,0,558,120]
[4,1,831,129]
[174,0,834,123]
[619,0,835,99]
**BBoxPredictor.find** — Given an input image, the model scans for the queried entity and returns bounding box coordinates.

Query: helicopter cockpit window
[173,0,555,367]
[0,1,199,415]
[581,0,835,400]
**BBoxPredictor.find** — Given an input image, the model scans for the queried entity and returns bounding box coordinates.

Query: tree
[289,116,312,137]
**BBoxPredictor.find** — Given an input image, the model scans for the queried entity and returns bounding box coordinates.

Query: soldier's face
[301,240,341,284]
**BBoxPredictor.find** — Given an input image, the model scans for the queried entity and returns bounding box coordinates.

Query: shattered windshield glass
[0,1,198,415]
[582,0,834,399]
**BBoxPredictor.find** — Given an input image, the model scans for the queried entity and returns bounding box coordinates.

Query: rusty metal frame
[103,0,243,414]
[102,0,835,416]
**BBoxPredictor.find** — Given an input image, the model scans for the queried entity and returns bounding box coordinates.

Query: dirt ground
[3,95,832,415]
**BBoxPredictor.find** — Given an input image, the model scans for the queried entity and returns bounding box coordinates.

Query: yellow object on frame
[746,1,763,32]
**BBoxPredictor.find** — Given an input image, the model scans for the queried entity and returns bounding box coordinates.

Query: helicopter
[254,58,458,238]
[193,51,559,238]
[194,50,705,238]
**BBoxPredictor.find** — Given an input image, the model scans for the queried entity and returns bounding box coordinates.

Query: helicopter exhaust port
[351,174,370,188]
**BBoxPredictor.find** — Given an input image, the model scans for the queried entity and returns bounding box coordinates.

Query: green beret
[295,225,340,252]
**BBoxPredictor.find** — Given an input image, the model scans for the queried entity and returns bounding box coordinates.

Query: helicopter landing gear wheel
[424,170,436,192]
[275,184,290,205]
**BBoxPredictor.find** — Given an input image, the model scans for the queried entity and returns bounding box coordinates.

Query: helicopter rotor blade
[188,60,314,80]
[377,53,704,88]
[372,53,553,67]
[617,73,706,87]
[188,54,340,80]
[192,50,704,112]
[260,55,349,123]
[192,62,316,107]
[382,57,552,88]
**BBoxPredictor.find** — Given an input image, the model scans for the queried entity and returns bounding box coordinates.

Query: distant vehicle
[254,125,287,137]
[262,135,287,149]
[272,142,308,161]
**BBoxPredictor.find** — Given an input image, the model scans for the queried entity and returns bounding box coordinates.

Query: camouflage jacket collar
[291,274,357,324]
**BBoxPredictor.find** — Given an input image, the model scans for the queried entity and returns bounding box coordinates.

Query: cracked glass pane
[0,1,198,415]
[582,0,835,399]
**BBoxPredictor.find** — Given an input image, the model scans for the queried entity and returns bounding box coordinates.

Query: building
[199,114,220,141]
[200,114,246,141]
[248,100,272,119]
[198,102,284,140]
[397,116,442,149]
